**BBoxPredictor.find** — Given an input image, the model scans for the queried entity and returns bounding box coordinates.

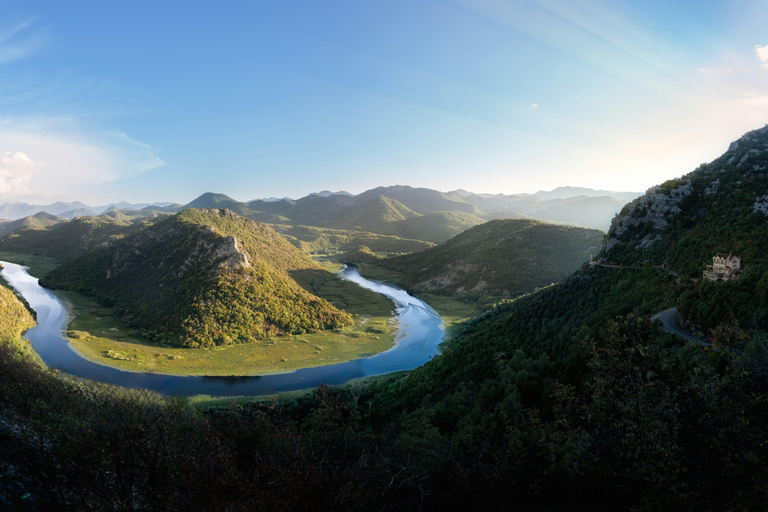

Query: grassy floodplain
[65,289,396,376]
[1,252,400,376]
[0,251,60,278]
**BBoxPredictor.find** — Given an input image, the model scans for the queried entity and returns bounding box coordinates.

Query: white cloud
[0,151,43,195]
[0,116,165,201]
[531,103,539,108]
[757,44,768,70]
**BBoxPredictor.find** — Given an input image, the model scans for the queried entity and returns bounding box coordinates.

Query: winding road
[651,308,708,347]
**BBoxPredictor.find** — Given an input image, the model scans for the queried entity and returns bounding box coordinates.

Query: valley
[3,4,767,509]
[2,132,768,510]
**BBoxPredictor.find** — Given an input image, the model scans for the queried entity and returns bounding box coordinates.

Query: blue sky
[1,0,767,204]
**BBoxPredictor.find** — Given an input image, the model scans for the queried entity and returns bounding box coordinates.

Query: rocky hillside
[603,125,768,269]
[41,209,353,347]
[602,125,768,329]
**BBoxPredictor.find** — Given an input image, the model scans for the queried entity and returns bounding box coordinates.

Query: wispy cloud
[0,18,44,64]
[0,116,165,201]
[756,44,768,70]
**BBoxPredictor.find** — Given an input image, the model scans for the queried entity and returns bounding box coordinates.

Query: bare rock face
[603,181,692,252]
[602,124,768,258]
[215,235,251,270]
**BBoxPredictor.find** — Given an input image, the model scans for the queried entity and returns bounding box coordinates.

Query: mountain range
[0,186,638,236]
[1,127,768,510]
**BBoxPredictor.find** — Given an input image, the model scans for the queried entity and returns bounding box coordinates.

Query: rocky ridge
[602,125,768,263]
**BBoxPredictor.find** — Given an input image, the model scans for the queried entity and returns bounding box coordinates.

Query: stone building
[703,253,741,281]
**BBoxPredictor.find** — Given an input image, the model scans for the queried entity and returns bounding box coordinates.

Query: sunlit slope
[188,184,625,243]
[378,126,768,413]
[41,209,354,347]
[0,282,35,344]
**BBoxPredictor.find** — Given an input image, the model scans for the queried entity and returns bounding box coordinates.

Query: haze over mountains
[0,186,639,235]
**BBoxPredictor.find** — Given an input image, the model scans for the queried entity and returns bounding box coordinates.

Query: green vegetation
[605,125,768,331]
[60,280,396,375]
[0,211,66,239]
[0,280,35,345]
[272,223,434,256]
[0,252,60,277]
[6,132,768,509]
[41,209,355,347]
[0,212,160,260]
[343,219,604,308]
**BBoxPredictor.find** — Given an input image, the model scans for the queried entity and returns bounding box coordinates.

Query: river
[0,262,444,396]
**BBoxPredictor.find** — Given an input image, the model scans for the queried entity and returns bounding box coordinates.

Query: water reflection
[0,262,444,396]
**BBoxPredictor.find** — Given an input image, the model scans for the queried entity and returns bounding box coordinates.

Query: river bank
[0,262,446,396]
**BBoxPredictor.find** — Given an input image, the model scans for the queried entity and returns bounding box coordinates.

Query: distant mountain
[59,208,96,219]
[0,183,629,244]
[41,209,354,347]
[532,186,642,202]
[0,213,146,260]
[0,200,176,220]
[356,185,482,216]
[92,201,175,214]
[0,212,67,239]
[308,190,353,198]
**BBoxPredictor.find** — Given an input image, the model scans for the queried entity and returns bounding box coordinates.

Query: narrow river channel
[0,262,444,396]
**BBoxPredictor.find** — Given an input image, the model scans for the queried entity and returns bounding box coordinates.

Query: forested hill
[604,124,768,272]
[354,219,604,306]
[40,209,353,347]
[603,124,768,330]
[358,126,768,509]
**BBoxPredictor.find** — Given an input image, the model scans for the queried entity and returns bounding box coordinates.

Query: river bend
[0,262,444,396]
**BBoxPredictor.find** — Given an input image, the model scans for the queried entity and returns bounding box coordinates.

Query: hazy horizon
[1,1,767,204]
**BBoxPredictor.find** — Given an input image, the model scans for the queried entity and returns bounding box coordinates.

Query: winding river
[0,262,444,396]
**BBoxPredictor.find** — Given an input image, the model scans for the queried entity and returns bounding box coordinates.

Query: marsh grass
[0,252,60,277]
[63,289,397,376]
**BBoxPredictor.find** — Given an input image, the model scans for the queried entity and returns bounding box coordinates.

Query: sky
[1,0,768,205]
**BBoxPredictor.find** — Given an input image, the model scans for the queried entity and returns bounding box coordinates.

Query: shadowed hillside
[345,218,604,307]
